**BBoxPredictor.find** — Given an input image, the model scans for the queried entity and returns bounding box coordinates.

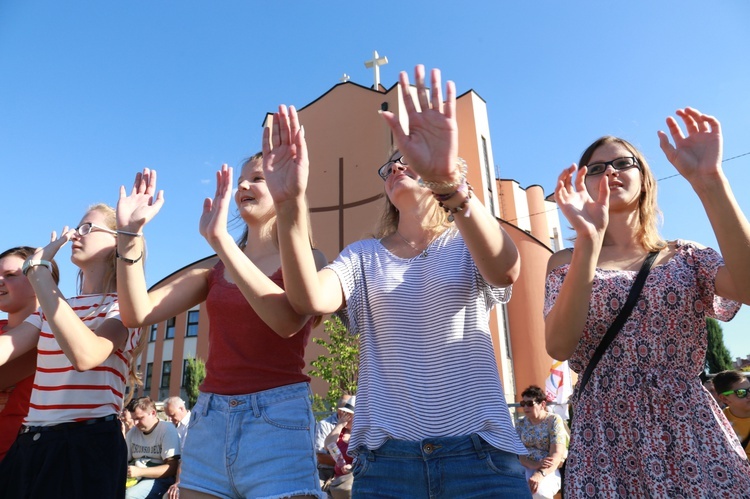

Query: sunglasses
[584,156,640,176]
[518,400,538,408]
[721,388,749,399]
[377,155,408,181]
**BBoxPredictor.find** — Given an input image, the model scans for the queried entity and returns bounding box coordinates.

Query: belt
[19,414,118,435]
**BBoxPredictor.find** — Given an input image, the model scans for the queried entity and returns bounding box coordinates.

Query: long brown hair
[0,246,61,284]
[578,136,665,252]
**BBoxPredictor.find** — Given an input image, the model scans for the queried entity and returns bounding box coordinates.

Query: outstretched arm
[198,164,320,337]
[658,107,750,305]
[263,105,345,315]
[116,169,209,328]
[24,235,128,370]
[379,66,519,286]
[544,164,610,360]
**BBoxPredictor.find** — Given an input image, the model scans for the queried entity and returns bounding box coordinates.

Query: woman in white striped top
[0,204,142,498]
[264,65,531,498]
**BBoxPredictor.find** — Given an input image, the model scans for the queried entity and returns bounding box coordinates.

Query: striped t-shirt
[327,229,527,456]
[24,293,140,425]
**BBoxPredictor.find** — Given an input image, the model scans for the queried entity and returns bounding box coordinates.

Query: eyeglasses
[584,156,640,176]
[75,222,117,237]
[377,155,408,181]
[518,400,538,408]
[721,388,749,399]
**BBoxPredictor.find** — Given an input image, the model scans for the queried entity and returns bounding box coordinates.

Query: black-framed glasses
[721,388,749,399]
[519,400,538,408]
[377,155,408,181]
[75,222,117,237]
[584,156,640,176]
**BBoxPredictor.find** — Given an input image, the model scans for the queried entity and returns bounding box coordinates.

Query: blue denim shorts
[351,434,531,499]
[179,383,325,499]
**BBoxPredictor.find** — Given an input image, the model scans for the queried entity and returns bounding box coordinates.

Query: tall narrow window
[182,359,190,387]
[149,324,158,342]
[165,317,176,340]
[161,361,172,388]
[186,310,199,338]
[482,137,495,215]
[145,363,153,390]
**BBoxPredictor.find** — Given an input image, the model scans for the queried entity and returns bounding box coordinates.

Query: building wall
[134,80,565,407]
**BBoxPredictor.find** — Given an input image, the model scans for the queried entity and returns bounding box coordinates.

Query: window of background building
[145,363,153,390]
[481,136,496,215]
[149,323,158,342]
[186,310,199,338]
[182,359,189,387]
[161,361,171,388]
[165,317,176,340]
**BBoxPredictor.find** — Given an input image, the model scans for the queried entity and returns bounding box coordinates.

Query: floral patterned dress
[544,241,750,498]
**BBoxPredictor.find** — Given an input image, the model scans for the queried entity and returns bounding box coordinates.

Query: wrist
[22,259,53,276]
[419,157,468,194]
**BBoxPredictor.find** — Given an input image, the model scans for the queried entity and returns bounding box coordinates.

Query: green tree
[705,317,733,374]
[184,357,207,408]
[309,316,359,416]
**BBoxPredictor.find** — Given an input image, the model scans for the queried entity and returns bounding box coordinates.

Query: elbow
[289,297,326,317]
[545,342,573,362]
[71,356,102,372]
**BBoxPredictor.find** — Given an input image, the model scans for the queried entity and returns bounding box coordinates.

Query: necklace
[395,230,436,259]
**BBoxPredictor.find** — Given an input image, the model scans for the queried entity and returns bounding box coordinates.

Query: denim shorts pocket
[483,449,525,478]
[187,406,203,430]
[260,395,310,430]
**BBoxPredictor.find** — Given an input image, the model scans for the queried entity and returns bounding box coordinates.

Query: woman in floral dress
[544,108,750,497]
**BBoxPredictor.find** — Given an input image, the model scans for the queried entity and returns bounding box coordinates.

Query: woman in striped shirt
[264,65,531,498]
[0,204,142,499]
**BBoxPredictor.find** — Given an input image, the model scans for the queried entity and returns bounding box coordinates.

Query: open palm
[658,107,723,185]
[117,168,164,232]
[199,165,232,243]
[555,164,609,240]
[262,105,309,204]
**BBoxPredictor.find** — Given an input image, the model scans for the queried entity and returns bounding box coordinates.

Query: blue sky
[2,1,749,359]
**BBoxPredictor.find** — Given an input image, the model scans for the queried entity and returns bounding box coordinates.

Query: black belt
[19,414,118,435]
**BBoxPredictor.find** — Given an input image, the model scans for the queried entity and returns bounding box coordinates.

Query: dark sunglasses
[518,400,538,408]
[721,388,749,399]
[377,155,408,181]
[584,156,640,176]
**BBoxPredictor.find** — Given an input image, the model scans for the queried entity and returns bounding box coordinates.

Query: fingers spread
[399,71,418,116]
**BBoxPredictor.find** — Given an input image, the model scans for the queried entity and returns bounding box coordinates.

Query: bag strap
[577,250,660,395]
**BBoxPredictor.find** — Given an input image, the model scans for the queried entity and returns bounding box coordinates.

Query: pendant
[420,250,428,258]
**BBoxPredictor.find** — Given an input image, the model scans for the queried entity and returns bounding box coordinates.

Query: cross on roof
[364,50,388,89]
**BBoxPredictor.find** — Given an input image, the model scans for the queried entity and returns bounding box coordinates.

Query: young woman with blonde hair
[545,108,750,496]
[116,159,326,499]
[264,65,530,497]
[0,204,142,498]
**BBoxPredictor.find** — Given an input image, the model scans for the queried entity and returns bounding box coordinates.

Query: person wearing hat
[314,393,353,484]
[323,396,355,499]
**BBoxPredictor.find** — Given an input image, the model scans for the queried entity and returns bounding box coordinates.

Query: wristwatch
[22,259,52,276]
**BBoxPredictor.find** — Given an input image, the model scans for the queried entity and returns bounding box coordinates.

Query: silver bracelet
[418,157,468,191]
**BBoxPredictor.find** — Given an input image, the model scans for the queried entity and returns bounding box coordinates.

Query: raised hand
[658,107,723,186]
[262,105,308,204]
[117,168,164,232]
[31,227,76,263]
[554,164,610,242]
[379,65,458,182]
[199,165,233,245]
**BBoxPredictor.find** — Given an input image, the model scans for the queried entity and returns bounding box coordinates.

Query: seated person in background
[516,386,566,499]
[163,396,191,452]
[703,378,725,408]
[323,396,355,499]
[120,406,135,437]
[314,392,352,483]
[125,397,180,499]
[714,370,750,458]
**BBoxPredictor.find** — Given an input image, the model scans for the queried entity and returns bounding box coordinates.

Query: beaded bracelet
[418,157,468,191]
[116,249,144,264]
[436,182,473,222]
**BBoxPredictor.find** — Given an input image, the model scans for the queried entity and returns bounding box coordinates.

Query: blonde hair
[578,136,666,252]
[75,203,146,405]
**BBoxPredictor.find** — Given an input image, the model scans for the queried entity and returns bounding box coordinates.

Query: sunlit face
[584,142,643,211]
[382,151,425,202]
[131,407,159,432]
[235,159,275,224]
[720,378,750,415]
[521,396,545,419]
[0,255,37,315]
[164,403,186,425]
[70,209,116,266]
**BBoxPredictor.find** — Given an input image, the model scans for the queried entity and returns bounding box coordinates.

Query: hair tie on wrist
[117,230,143,237]
[116,250,144,264]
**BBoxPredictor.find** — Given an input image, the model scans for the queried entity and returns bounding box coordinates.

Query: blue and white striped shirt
[326,229,527,456]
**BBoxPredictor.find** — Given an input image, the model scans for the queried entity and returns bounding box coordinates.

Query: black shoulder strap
[577,250,660,395]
